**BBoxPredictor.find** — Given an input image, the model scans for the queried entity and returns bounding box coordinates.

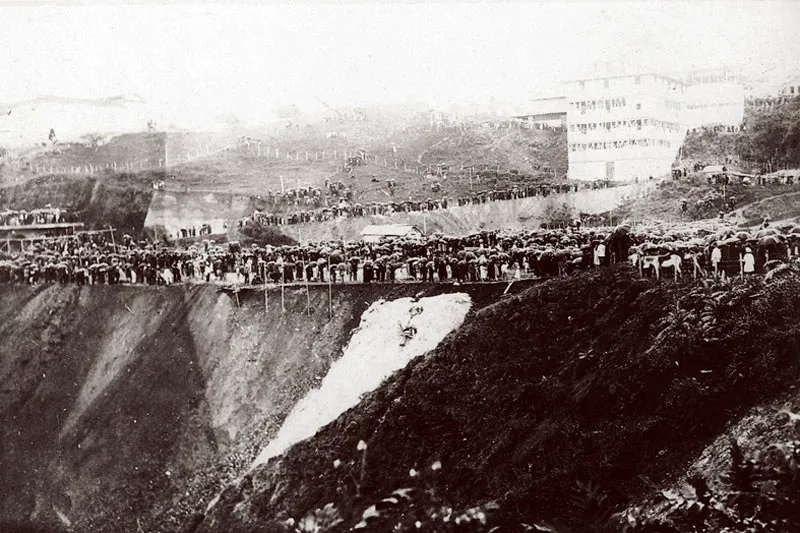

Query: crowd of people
[1,217,796,286]
[241,182,583,228]
[0,207,71,226]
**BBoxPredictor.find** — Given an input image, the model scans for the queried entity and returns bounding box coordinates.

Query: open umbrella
[755,228,779,239]
[758,235,784,247]
[716,228,736,240]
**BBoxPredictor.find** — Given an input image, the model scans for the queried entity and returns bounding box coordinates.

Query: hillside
[679,96,800,174]
[610,174,800,227]
[166,123,567,200]
[194,267,800,533]
[2,268,799,533]
[0,172,157,237]
[1,132,166,191]
[0,281,535,533]
[383,123,568,175]
[166,149,344,195]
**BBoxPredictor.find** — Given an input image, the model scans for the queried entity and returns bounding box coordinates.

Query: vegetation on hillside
[682,97,800,173]
[612,175,800,225]
[381,123,568,176]
[192,268,800,533]
[625,426,800,532]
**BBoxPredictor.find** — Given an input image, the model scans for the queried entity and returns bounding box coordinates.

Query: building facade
[514,97,568,129]
[778,75,800,98]
[683,67,745,130]
[566,73,686,181]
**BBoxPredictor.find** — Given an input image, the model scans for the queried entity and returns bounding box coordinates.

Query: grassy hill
[611,174,800,226]
[382,123,568,175]
[167,124,568,203]
[22,133,165,171]
[0,132,167,192]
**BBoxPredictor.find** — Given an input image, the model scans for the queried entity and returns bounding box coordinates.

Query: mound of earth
[193,267,800,533]
[0,280,533,533]
[0,172,157,237]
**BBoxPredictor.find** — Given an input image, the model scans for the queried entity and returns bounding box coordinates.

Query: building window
[635,75,641,84]
[604,79,609,89]
[636,103,641,110]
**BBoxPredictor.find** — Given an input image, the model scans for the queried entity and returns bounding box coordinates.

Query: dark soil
[0,172,157,237]
[0,280,532,533]
[193,267,800,533]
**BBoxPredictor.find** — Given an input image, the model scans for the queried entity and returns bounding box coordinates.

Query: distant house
[360,224,422,243]
[513,96,568,129]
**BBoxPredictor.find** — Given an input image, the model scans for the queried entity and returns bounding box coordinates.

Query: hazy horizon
[1,1,799,132]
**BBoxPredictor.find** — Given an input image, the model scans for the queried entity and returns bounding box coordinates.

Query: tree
[780,106,800,166]
[738,98,800,171]
[747,108,788,172]
[48,128,58,146]
[147,120,157,132]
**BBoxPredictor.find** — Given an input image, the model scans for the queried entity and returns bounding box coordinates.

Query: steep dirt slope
[272,182,650,242]
[0,173,157,237]
[193,268,800,533]
[0,281,529,533]
[0,284,367,533]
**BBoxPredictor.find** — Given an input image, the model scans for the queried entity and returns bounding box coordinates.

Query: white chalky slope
[253,293,471,466]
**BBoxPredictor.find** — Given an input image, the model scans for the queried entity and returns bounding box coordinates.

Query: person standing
[711,244,722,278]
[743,247,756,276]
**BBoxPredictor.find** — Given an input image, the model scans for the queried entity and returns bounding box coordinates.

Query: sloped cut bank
[191,268,800,533]
[254,293,472,466]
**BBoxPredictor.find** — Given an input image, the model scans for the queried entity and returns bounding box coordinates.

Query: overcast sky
[1,1,798,127]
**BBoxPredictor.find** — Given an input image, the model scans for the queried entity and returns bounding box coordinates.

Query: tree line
[683,97,800,173]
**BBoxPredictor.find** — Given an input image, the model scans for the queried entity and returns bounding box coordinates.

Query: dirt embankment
[193,268,800,533]
[0,173,157,237]
[0,280,524,533]
[273,183,653,241]
[142,183,653,243]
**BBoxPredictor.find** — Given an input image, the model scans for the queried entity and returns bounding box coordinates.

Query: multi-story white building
[683,68,745,130]
[566,72,686,181]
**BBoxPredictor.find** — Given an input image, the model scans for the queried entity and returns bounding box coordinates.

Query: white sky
[1,1,799,128]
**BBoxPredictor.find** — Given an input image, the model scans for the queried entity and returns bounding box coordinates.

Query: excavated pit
[0,280,526,533]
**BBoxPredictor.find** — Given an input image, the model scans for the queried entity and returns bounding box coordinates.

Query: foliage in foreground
[623,414,800,533]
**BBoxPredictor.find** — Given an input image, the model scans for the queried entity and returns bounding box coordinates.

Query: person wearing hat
[711,244,722,279]
[742,247,756,275]
[593,239,606,267]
